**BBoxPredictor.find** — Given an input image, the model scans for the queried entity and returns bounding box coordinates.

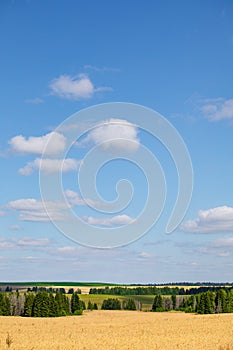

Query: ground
[0,311,233,350]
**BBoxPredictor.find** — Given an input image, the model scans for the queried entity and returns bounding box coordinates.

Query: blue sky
[1,0,233,282]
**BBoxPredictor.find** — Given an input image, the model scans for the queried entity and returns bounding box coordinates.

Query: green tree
[101,298,121,310]
[71,292,81,314]
[32,292,50,317]
[197,293,205,314]
[171,295,177,310]
[0,293,10,316]
[93,303,98,310]
[152,295,163,312]
[23,293,35,317]
[123,298,136,310]
[87,300,93,310]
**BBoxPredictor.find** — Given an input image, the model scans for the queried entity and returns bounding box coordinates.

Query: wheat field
[0,311,233,350]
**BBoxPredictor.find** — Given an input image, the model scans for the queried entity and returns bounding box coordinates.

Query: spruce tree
[71,292,81,313]
[152,295,163,312]
[24,293,35,317]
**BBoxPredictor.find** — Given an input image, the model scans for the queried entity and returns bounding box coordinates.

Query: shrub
[74,309,83,316]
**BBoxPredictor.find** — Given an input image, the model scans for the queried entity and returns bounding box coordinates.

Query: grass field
[0,311,233,350]
[79,294,155,311]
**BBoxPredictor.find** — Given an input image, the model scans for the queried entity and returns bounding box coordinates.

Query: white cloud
[49,73,111,100]
[6,198,70,222]
[17,238,50,247]
[84,65,120,72]
[137,251,153,259]
[83,214,135,227]
[181,206,233,233]
[9,225,21,231]
[64,189,96,206]
[79,118,140,153]
[0,238,50,250]
[6,190,95,222]
[0,211,5,217]
[212,237,233,248]
[25,98,44,104]
[19,158,80,175]
[199,98,233,121]
[9,132,66,156]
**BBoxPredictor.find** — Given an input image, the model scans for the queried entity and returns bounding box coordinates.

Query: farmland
[0,311,233,350]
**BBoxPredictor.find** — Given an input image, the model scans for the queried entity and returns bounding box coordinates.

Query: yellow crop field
[0,311,233,350]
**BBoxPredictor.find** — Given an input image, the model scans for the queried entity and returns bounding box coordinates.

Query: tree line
[151,289,233,314]
[27,287,82,294]
[0,291,85,317]
[1,288,233,316]
[89,285,233,296]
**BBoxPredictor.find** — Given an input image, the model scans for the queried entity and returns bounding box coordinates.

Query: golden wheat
[0,311,233,350]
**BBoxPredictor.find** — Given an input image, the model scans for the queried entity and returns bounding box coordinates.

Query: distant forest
[89,285,233,296]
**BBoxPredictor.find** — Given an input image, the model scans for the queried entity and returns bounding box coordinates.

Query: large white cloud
[19,158,80,175]
[6,198,70,222]
[79,118,140,153]
[9,131,66,156]
[181,206,233,233]
[49,73,111,100]
[6,190,96,222]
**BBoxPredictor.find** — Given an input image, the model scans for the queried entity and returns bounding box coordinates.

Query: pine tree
[123,298,136,310]
[24,293,35,317]
[87,301,93,310]
[32,292,50,317]
[152,295,163,312]
[171,295,176,310]
[71,292,81,313]
[197,293,205,314]
[93,303,98,310]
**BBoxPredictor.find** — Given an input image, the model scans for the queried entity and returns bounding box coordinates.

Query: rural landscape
[0,282,233,349]
[1,1,233,349]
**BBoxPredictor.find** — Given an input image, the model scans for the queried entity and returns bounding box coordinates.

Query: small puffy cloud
[6,198,70,222]
[19,158,80,175]
[181,206,233,233]
[9,132,66,156]
[79,118,140,153]
[199,97,233,121]
[83,214,134,227]
[49,73,111,100]
[0,211,5,217]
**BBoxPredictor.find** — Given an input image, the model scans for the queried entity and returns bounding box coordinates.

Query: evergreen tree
[23,293,35,317]
[171,295,176,310]
[123,298,136,310]
[152,295,163,312]
[101,298,121,310]
[32,292,50,317]
[197,293,205,314]
[87,301,93,310]
[71,292,81,313]
[93,303,98,310]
